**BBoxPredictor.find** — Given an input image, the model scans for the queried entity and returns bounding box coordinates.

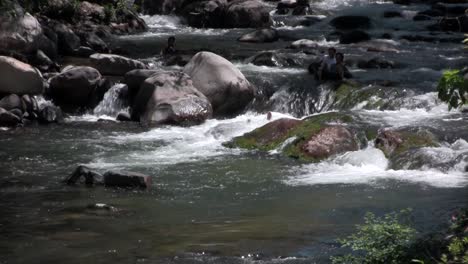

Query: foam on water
[285,146,468,188]
[235,63,307,74]
[86,112,296,169]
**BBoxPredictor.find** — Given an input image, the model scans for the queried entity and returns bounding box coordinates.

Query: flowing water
[1,0,468,263]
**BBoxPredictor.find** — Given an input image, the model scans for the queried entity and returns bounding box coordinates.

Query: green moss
[225,112,354,162]
[394,131,439,156]
[365,129,378,141]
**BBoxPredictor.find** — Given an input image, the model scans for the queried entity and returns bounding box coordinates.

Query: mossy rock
[224,112,358,162]
[333,82,407,110]
[375,129,439,158]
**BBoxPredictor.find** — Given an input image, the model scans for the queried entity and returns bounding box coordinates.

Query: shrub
[331,209,417,264]
[437,69,468,110]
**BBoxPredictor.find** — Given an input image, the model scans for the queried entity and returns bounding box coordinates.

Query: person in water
[162,36,177,56]
[332,52,345,81]
[318,47,336,81]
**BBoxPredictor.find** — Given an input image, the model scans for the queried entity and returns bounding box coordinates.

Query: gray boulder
[224,0,273,28]
[238,28,279,43]
[183,51,254,115]
[330,15,371,30]
[49,66,102,110]
[0,6,43,54]
[0,56,44,95]
[90,53,147,76]
[132,71,212,126]
[0,94,23,111]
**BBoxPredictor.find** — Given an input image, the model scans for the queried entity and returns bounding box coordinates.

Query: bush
[437,69,468,110]
[331,209,417,264]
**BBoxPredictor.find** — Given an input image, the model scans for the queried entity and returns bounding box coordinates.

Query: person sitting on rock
[162,36,177,56]
[332,52,353,80]
[318,47,336,81]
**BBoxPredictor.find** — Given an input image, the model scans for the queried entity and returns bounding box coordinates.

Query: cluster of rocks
[137,0,273,28]
[0,0,147,78]
[66,165,152,189]
[275,0,313,16]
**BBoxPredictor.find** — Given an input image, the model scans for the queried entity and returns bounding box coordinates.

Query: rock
[36,34,58,61]
[0,56,44,95]
[76,1,106,22]
[300,126,359,160]
[65,165,102,186]
[224,0,273,28]
[238,28,279,43]
[289,39,318,49]
[123,69,160,99]
[247,52,300,67]
[413,14,432,21]
[116,112,132,121]
[375,129,439,157]
[357,57,396,69]
[49,66,102,110]
[226,112,358,161]
[0,107,21,127]
[181,0,227,28]
[136,0,186,15]
[42,0,77,20]
[103,170,152,189]
[90,53,147,76]
[183,51,254,115]
[39,105,64,123]
[339,30,371,44]
[9,108,23,119]
[21,94,38,114]
[132,71,212,126]
[291,5,312,16]
[0,6,43,54]
[0,94,23,111]
[31,49,55,71]
[78,32,108,53]
[74,46,96,57]
[330,15,371,30]
[53,22,81,54]
[383,11,402,18]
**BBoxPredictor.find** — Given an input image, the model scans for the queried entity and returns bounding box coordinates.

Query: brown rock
[301,126,358,159]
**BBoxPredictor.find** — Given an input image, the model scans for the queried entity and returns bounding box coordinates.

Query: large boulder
[238,28,279,43]
[132,71,212,126]
[49,66,102,110]
[90,53,147,76]
[183,51,254,115]
[330,15,371,30]
[375,129,439,158]
[0,4,43,54]
[224,0,273,28]
[181,0,227,28]
[51,22,81,54]
[226,113,359,161]
[0,56,44,95]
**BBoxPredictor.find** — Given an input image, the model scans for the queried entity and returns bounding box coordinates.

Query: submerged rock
[90,53,147,76]
[238,28,279,43]
[225,112,358,162]
[330,15,371,30]
[132,71,212,126]
[183,51,255,116]
[0,56,44,95]
[103,170,152,189]
[66,165,103,186]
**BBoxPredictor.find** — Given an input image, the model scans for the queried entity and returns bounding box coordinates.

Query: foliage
[437,69,468,110]
[331,209,417,264]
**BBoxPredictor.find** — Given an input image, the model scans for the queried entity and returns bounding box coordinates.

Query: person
[332,52,345,80]
[318,47,336,81]
[162,36,177,56]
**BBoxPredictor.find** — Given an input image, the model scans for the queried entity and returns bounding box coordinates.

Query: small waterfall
[93,84,128,118]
